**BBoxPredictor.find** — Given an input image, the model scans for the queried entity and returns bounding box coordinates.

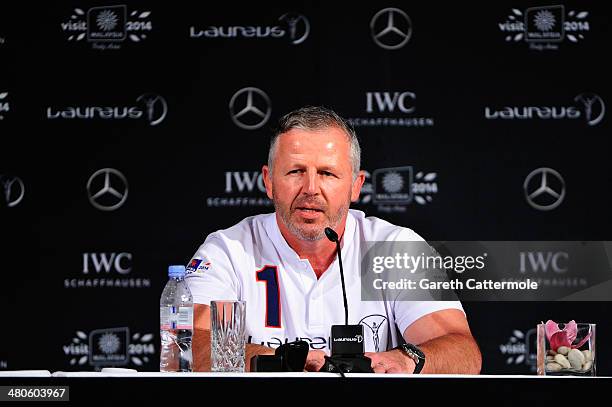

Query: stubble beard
[274,193,349,242]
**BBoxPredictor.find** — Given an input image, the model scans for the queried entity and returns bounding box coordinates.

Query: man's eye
[287,169,303,174]
[321,171,334,177]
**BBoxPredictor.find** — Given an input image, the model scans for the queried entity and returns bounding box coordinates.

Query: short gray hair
[267,106,361,179]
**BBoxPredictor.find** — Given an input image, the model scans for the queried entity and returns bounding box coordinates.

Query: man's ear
[350,170,366,202]
[262,165,274,200]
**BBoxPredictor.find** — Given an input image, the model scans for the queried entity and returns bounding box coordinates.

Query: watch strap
[394,343,425,374]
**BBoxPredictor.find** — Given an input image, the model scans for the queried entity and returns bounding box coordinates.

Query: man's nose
[302,170,320,195]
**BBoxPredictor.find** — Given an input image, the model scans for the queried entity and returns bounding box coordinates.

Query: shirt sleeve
[392,301,465,338]
[184,235,240,305]
[390,226,466,337]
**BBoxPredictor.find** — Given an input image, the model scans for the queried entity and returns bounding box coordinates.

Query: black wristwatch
[394,343,425,374]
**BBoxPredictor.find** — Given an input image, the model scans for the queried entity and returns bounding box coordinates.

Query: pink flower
[544,320,591,351]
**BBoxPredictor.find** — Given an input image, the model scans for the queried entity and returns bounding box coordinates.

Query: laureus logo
[46,93,167,126]
[0,175,25,208]
[278,13,310,45]
[359,315,388,352]
[485,93,605,126]
[574,93,605,126]
[136,93,168,126]
[190,12,310,45]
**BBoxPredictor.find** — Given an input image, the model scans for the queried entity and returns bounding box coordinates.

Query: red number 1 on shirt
[256,265,281,328]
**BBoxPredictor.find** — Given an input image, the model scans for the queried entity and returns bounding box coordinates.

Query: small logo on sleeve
[186,259,211,273]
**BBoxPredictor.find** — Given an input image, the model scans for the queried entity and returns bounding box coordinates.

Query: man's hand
[365,349,416,374]
[304,350,327,372]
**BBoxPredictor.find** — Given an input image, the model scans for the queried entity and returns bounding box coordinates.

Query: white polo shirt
[185,209,464,353]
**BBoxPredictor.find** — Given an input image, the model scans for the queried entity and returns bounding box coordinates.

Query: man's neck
[276,214,348,279]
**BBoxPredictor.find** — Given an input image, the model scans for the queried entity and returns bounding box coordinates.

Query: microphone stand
[320,227,373,374]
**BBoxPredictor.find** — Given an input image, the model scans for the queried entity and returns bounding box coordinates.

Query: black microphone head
[324,227,338,242]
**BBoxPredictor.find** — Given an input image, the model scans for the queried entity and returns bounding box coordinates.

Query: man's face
[263,126,365,241]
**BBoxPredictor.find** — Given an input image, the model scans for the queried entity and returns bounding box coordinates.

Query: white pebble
[568,349,585,370]
[546,355,555,362]
[557,346,570,356]
[546,362,563,372]
[554,354,571,369]
[582,361,593,372]
[582,350,593,362]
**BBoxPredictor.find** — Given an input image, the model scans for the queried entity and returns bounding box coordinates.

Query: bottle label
[160,306,172,330]
[177,306,193,330]
[161,306,193,330]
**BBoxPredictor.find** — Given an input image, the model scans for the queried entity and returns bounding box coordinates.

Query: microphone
[324,227,348,325]
[321,227,373,374]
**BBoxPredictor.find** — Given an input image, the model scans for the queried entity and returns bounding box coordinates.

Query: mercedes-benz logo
[136,93,168,126]
[87,168,128,211]
[574,93,605,126]
[524,168,565,211]
[278,13,310,45]
[370,8,412,50]
[229,87,272,130]
[0,175,25,208]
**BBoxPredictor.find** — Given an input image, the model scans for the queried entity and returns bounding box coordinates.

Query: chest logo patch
[359,314,388,352]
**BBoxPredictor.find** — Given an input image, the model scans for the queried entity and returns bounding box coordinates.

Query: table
[0,372,609,403]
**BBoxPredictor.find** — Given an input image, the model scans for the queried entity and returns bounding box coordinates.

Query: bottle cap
[168,265,186,278]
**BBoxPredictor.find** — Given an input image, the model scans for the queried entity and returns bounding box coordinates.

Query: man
[187,106,481,374]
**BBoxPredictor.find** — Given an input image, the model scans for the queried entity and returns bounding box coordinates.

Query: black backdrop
[1,1,611,374]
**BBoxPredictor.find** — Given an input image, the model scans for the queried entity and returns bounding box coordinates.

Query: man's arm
[193,304,275,372]
[365,309,482,374]
[405,309,481,374]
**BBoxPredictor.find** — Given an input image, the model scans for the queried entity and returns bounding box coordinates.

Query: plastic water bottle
[160,265,193,372]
